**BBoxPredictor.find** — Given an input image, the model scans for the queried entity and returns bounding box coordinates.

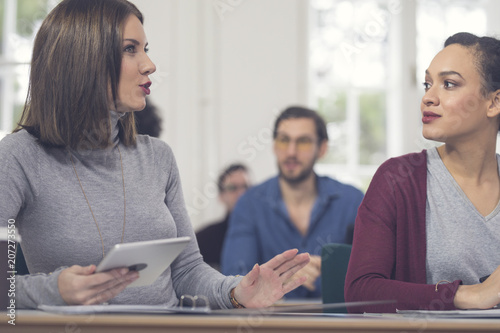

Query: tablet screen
[95,236,191,287]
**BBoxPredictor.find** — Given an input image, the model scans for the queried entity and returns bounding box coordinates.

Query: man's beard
[277,159,316,185]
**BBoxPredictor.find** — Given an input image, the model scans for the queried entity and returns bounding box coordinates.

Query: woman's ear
[487,89,500,118]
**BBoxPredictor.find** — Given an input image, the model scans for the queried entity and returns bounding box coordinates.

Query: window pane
[310,0,390,88]
[310,0,391,172]
[318,91,347,164]
[12,64,28,127]
[1,0,50,58]
[417,0,487,81]
[13,0,51,63]
[0,63,29,130]
[359,91,386,165]
[1,0,55,132]
[17,0,50,38]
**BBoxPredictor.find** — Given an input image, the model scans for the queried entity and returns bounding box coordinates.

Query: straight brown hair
[15,0,143,149]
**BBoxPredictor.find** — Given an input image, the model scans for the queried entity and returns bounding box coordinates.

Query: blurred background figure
[196,163,250,271]
[221,106,364,299]
[135,98,162,138]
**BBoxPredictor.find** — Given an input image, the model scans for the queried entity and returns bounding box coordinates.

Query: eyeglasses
[221,184,248,193]
[274,136,316,151]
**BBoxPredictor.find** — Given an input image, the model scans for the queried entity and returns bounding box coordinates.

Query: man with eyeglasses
[221,106,364,299]
[196,163,250,271]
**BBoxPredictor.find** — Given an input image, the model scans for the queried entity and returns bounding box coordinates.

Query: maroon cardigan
[344,150,461,313]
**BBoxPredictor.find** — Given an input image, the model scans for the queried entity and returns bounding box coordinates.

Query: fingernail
[120,268,128,275]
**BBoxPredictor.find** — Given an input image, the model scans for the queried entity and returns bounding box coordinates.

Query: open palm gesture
[233,249,310,308]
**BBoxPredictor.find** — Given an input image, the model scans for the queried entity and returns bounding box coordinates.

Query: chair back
[321,243,352,313]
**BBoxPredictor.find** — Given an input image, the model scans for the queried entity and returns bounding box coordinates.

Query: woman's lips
[422,111,441,124]
[140,82,151,95]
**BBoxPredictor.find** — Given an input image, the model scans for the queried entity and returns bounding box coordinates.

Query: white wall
[132,0,309,230]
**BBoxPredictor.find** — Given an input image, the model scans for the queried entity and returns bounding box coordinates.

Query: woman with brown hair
[0,0,309,309]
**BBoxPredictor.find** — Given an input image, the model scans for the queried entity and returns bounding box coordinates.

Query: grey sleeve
[154,141,242,309]
[0,134,37,222]
[0,135,67,309]
[15,268,67,309]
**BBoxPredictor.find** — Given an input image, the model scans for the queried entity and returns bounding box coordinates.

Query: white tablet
[95,236,191,288]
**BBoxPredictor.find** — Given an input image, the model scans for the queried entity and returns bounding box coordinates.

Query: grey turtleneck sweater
[0,111,239,309]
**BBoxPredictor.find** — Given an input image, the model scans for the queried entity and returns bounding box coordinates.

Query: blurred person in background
[221,106,364,299]
[135,98,162,138]
[196,163,250,270]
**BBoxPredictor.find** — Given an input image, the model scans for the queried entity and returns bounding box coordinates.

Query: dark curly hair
[444,32,500,98]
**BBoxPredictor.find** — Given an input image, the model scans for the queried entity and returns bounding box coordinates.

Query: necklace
[69,145,127,258]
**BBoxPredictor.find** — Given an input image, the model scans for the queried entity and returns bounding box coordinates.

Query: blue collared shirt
[221,175,364,299]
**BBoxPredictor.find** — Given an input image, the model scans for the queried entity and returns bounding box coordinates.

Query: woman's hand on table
[454,265,500,310]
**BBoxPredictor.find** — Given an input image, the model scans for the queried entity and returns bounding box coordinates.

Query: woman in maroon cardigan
[345,32,500,313]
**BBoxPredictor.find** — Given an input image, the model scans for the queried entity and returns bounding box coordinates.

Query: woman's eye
[124,45,136,53]
[422,82,431,91]
[444,80,457,88]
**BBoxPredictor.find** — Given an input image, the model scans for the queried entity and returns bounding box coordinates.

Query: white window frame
[310,0,419,189]
[0,0,58,137]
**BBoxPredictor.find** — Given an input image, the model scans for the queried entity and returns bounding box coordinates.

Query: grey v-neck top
[426,147,500,285]
[0,111,239,309]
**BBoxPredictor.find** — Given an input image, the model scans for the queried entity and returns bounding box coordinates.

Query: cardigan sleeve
[344,152,461,313]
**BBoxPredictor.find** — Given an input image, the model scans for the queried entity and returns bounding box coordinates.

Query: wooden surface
[2,310,500,333]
